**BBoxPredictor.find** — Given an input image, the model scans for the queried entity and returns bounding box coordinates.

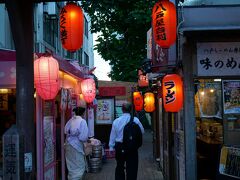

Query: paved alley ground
[84,130,164,180]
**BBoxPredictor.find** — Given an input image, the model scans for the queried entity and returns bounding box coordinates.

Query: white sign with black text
[197,42,240,76]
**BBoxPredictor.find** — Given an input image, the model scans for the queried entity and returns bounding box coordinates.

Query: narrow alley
[84,130,164,180]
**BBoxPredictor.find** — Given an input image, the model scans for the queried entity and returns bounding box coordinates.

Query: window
[66,51,75,59]
[43,14,58,48]
[84,16,88,38]
[78,49,83,64]
[84,52,89,66]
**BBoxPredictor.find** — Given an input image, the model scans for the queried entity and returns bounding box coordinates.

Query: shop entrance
[194,79,240,180]
[0,88,16,178]
[194,79,223,179]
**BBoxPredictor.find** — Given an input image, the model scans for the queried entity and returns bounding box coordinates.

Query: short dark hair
[122,102,132,113]
[73,107,85,116]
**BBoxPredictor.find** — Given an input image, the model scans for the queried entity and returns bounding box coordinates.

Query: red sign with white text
[99,87,126,96]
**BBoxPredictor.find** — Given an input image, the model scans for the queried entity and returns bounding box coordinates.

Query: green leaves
[81,0,158,81]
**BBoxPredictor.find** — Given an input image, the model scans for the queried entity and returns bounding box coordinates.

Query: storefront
[0,49,92,179]
[184,39,240,180]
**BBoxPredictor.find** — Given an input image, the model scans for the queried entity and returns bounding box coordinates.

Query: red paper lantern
[162,74,183,112]
[144,92,155,112]
[81,78,96,103]
[152,0,177,48]
[60,2,84,52]
[138,69,149,87]
[133,91,143,111]
[34,56,60,100]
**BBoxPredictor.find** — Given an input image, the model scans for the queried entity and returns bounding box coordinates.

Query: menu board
[223,80,240,114]
[219,146,240,179]
[96,98,115,124]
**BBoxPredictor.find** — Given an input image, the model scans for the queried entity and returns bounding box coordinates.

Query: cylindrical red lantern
[144,92,155,112]
[81,78,96,103]
[60,2,84,52]
[152,0,177,48]
[162,74,183,112]
[133,91,143,111]
[34,56,60,100]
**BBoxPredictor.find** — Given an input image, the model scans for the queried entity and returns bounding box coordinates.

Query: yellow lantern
[144,92,155,112]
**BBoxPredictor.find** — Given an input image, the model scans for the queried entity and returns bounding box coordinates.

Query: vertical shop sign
[197,42,240,76]
[61,88,68,111]
[87,108,94,137]
[152,43,169,73]
[44,116,54,166]
[43,101,56,180]
[147,28,152,60]
[3,125,24,179]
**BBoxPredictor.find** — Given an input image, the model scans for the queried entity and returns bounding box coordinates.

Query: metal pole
[5,1,36,179]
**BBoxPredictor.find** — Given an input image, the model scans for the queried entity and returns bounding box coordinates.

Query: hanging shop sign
[133,91,143,112]
[197,42,240,77]
[34,55,59,100]
[152,0,176,48]
[98,86,126,96]
[162,74,183,112]
[60,2,84,52]
[81,78,96,103]
[144,92,155,112]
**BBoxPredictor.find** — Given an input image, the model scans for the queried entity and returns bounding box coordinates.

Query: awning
[0,48,88,88]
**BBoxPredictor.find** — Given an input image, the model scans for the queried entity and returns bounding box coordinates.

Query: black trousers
[115,142,138,180]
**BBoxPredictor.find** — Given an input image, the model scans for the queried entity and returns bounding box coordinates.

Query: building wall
[0,3,94,69]
[0,5,14,49]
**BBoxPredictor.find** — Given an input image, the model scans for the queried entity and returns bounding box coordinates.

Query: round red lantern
[133,91,143,111]
[34,56,60,100]
[81,78,96,103]
[152,0,177,48]
[162,74,183,112]
[60,2,84,52]
[144,92,155,112]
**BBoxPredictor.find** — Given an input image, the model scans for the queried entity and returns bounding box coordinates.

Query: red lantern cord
[34,56,60,100]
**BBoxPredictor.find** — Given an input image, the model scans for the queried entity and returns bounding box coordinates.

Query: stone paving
[84,130,164,180]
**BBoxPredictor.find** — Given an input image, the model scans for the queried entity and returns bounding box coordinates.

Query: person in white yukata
[64,107,88,180]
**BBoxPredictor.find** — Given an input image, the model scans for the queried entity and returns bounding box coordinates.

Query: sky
[93,33,111,81]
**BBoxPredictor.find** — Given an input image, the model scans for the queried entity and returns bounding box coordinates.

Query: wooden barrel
[89,158,102,173]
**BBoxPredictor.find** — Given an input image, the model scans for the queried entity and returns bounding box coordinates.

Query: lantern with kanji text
[34,55,60,100]
[162,74,183,112]
[152,0,177,48]
[81,78,96,103]
[144,92,155,112]
[133,91,143,111]
[60,2,84,52]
